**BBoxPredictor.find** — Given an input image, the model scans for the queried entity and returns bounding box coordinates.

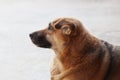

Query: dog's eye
[48,26,53,30]
[55,24,61,29]
[48,23,53,30]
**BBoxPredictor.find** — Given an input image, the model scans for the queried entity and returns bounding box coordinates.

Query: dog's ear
[62,25,72,35]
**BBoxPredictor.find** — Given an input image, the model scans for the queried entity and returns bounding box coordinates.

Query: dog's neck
[53,32,100,69]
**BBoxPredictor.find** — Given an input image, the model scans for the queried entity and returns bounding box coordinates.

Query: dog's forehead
[52,18,65,25]
[48,18,84,31]
[48,18,63,29]
[50,18,73,29]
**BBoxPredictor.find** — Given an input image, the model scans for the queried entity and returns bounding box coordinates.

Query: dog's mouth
[29,32,52,48]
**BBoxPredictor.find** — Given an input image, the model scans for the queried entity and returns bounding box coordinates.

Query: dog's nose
[29,32,37,39]
[29,33,33,38]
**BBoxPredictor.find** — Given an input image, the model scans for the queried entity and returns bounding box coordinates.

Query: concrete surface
[0,0,120,80]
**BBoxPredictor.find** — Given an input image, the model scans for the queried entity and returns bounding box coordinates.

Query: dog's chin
[31,40,52,48]
[36,43,52,48]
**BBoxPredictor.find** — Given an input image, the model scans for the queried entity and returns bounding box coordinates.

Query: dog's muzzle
[29,32,52,48]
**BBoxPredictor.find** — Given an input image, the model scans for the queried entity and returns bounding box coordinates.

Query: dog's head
[30,18,86,51]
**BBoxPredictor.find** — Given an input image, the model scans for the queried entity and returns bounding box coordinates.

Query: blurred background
[0,0,120,80]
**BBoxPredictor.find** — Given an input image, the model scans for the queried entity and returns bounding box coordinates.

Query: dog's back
[106,46,120,80]
[100,40,120,80]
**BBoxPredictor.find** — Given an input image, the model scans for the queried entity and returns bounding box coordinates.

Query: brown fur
[30,18,120,80]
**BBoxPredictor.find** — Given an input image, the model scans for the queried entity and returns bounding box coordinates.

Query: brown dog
[29,18,120,80]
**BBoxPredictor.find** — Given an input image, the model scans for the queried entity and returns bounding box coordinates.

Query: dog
[29,18,120,80]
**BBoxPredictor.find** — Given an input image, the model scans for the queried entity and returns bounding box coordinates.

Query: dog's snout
[29,31,51,48]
